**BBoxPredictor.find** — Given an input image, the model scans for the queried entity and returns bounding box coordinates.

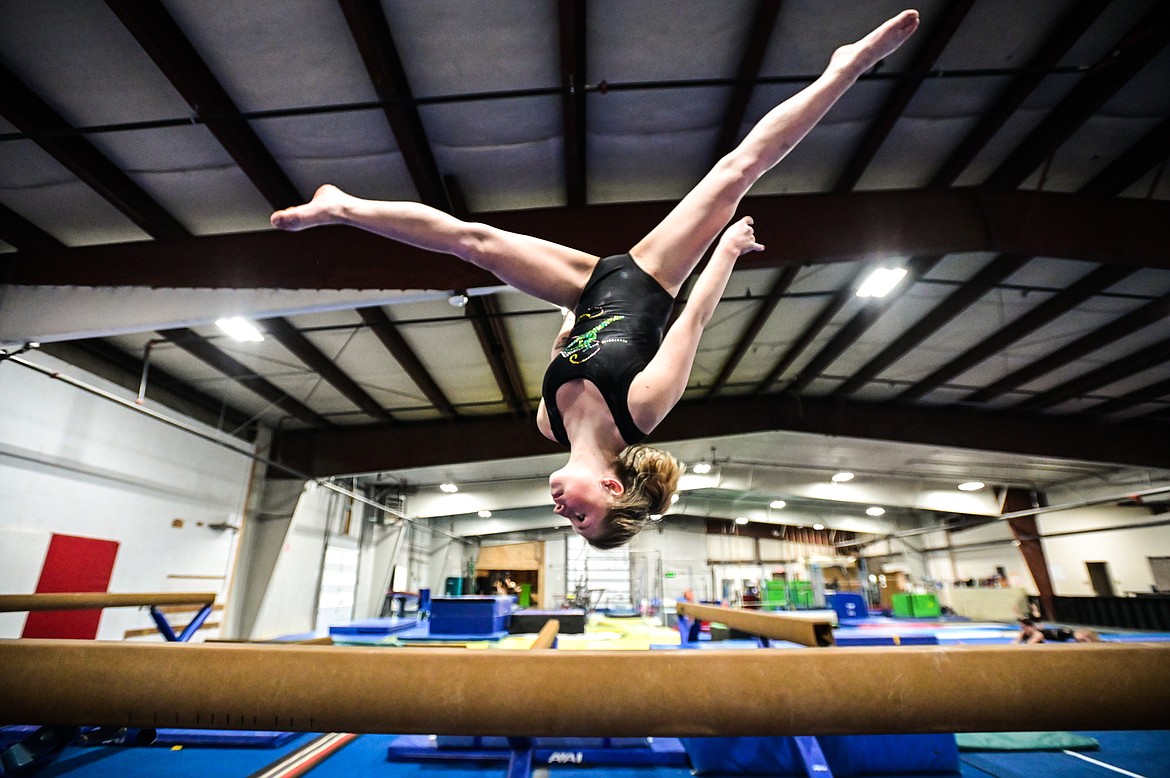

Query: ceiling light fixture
[769,500,787,509]
[439,483,459,493]
[692,462,712,475]
[866,506,885,516]
[215,316,264,342]
[856,267,907,298]
[813,523,825,531]
[958,481,985,491]
[477,509,492,518]
[832,472,854,483]
[734,516,749,525]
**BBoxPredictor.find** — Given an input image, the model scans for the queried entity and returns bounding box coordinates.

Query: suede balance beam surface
[0,593,217,612]
[3,640,1168,737]
[676,602,835,647]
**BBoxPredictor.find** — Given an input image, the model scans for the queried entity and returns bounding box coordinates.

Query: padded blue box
[430,595,513,635]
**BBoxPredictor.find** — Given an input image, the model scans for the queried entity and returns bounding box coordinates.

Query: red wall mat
[22,534,120,639]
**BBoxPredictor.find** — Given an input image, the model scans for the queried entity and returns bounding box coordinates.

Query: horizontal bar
[676,603,835,647]
[0,593,217,613]
[2,640,1167,737]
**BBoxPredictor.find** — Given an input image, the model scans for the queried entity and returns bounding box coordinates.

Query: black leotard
[541,253,674,447]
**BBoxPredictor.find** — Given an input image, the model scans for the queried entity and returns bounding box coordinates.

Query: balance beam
[0,593,217,612]
[677,602,835,647]
[2,640,1167,737]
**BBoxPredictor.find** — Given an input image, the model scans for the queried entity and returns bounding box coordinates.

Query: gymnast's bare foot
[829,9,919,80]
[271,184,349,231]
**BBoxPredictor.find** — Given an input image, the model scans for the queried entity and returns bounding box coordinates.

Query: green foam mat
[956,731,1099,751]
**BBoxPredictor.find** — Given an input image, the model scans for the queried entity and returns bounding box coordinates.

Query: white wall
[0,352,252,641]
[247,484,359,639]
[1039,507,1170,596]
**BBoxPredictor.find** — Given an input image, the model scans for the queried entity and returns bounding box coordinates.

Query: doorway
[1086,561,1115,597]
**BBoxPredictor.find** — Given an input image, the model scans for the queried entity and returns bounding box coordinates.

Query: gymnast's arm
[627,217,763,432]
[536,308,577,441]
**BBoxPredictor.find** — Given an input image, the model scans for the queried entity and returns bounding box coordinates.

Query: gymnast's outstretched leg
[631,9,920,295]
[271,185,597,310]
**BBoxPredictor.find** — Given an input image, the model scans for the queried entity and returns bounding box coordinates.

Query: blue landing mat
[327,616,416,636]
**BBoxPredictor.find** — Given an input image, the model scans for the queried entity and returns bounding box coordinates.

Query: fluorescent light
[734,516,749,525]
[439,483,459,493]
[866,506,885,516]
[832,472,854,483]
[477,509,492,518]
[813,523,825,531]
[769,500,787,509]
[856,267,907,298]
[958,481,985,491]
[215,317,264,342]
[692,462,712,475]
[670,493,680,504]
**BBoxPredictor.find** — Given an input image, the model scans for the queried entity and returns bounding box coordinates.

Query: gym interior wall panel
[0,352,252,640]
[1038,505,1170,597]
[247,484,337,640]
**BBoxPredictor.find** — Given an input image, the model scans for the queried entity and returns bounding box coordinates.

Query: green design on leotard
[561,314,624,364]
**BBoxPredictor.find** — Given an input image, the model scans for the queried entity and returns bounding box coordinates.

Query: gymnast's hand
[719,216,765,258]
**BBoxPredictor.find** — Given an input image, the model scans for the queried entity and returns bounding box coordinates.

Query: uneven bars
[2,640,1167,737]
[0,593,217,613]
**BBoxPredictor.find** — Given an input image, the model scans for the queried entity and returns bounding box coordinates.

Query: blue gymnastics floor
[17,729,1170,776]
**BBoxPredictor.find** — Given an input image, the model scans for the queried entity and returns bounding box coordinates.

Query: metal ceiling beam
[704,265,799,397]
[336,0,451,211]
[851,109,1170,403]
[897,263,1135,402]
[833,254,1028,397]
[357,307,457,419]
[270,393,1170,478]
[787,0,1119,399]
[158,327,331,428]
[558,0,587,207]
[262,317,392,422]
[464,295,529,417]
[965,292,1170,404]
[750,0,975,398]
[5,189,1168,288]
[985,1,1170,189]
[1088,373,1170,418]
[711,0,783,161]
[0,63,189,240]
[928,0,1111,187]
[786,254,942,394]
[834,0,975,192]
[1015,336,1170,411]
[1081,116,1170,197]
[104,0,303,210]
[699,0,789,395]
[0,203,63,252]
[751,263,868,394]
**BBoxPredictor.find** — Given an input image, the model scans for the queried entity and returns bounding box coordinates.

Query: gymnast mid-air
[272,10,920,549]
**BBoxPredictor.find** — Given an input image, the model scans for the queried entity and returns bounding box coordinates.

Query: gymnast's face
[549,465,622,541]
